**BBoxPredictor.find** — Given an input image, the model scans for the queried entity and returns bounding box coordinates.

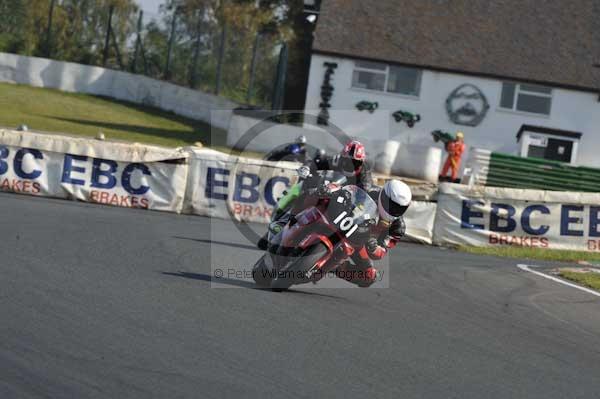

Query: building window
[500,82,552,115]
[352,61,421,96]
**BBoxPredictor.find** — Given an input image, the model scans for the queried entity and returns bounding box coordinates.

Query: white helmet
[378,180,412,222]
[296,135,307,144]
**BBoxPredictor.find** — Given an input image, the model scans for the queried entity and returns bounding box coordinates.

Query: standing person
[439,131,465,183]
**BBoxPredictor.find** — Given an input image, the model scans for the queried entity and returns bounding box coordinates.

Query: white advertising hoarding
[186,149,298,223]
[0,137,187,212]
[434,183,600,252]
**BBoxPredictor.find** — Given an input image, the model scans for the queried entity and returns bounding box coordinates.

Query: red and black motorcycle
[252,172,378,290]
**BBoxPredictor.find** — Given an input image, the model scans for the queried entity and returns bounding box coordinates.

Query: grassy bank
[0,82,226,148]
[458,245,600,263]
[558,270,600,291]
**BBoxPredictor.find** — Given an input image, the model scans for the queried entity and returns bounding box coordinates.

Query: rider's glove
[366,237,379,254]
[297,165,311,180]
[389,218,406,239]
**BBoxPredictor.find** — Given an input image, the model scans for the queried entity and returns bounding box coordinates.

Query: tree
[143,0,290,105]
[0,0,27,52]
[0,0,310,109]
[13,0,137,65]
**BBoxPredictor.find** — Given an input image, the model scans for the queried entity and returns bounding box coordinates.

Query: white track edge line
[517,264,600,298]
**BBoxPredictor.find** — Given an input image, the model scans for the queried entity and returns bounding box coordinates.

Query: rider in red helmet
[333,140,372,189]
[300,139,373,190]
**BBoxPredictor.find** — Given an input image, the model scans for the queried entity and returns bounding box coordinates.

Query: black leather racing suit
[305,154,373,191]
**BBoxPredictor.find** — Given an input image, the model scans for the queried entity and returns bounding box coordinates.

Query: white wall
[0,52,238,130]
[305,54,600,168]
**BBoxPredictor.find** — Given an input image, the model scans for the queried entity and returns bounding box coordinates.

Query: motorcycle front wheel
[270,242,329,291]
[252,255,273,287]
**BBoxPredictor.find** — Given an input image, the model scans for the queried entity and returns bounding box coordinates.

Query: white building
[304,0,600,168]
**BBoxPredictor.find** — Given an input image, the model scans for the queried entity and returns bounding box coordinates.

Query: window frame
[351,61,422,98]
[351,62,388,92]
[499,82,553,116]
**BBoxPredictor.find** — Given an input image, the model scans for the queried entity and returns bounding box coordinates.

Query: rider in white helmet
[335,179,412,287]
[378,179,412,224]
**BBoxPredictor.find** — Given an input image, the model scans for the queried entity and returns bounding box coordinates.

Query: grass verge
[457,245,600,263]
[0,82,226,148]
[558,271,600,291]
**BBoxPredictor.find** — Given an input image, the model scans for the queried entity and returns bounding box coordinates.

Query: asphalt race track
[1,192,600,399]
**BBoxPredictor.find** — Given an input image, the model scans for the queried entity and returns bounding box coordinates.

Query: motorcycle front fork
[309,242,349,283]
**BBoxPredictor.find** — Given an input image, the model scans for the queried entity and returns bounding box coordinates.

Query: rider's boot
[257,232,269,250]
[335,261,378,288]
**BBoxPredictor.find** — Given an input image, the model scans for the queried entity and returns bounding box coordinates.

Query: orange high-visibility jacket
[445,140,466,166]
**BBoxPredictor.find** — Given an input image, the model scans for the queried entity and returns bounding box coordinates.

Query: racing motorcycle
[252,171,378,291]
[256,168,346,250]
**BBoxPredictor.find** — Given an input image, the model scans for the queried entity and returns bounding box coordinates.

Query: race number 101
[333,211,358,238]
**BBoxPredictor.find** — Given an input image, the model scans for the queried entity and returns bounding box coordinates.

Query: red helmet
[339,140,366,176]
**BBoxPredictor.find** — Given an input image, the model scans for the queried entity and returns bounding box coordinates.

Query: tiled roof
[313,0,600,91]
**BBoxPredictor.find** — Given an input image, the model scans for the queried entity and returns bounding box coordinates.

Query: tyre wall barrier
[372,140,442,183]
[227,114,443,184]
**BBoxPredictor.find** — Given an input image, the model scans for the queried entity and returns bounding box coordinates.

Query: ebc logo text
[460,200,600,248]
[0,147,43,193]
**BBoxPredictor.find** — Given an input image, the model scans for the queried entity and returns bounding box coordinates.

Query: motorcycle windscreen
[340,186,378,225]
[326,185,378,241]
